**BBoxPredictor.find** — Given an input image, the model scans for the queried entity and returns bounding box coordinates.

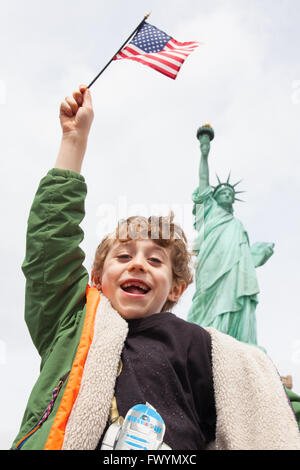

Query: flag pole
[87,12,151,88]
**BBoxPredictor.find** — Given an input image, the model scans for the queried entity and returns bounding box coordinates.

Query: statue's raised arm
[196,124,215,193]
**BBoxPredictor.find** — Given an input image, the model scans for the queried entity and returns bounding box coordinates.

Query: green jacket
[12,168,300,450]
[12,168,90,449]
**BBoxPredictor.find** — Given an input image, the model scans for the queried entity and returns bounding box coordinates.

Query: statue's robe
[188,186,259,345]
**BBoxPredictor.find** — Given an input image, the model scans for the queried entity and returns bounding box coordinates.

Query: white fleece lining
[62,295,128,450]
[206,327,300,450]
[62,295,300,450]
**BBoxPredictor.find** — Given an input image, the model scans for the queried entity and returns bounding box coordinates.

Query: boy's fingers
[79,84,87,92]
[79,84,92,108]
[83,89,93,108]
[73,90,83,106]
[65,96,78,114]
[60,101,73,118]
[60,85,92,120]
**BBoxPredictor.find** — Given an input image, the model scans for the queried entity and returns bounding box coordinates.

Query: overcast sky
[1,0,300,449]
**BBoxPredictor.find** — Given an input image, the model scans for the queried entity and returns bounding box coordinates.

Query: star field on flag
[114,22,200,79]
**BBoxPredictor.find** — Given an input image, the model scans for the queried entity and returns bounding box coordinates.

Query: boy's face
[94,238,185,320]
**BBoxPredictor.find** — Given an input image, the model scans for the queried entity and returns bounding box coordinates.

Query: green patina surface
[188,125,274,350]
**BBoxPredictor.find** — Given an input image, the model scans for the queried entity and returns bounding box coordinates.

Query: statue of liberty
[187,124,274,347]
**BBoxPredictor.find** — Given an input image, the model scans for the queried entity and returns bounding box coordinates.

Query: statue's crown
[212,173,245,203]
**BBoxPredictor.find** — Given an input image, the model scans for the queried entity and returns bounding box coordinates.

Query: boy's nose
[128,255,147,272]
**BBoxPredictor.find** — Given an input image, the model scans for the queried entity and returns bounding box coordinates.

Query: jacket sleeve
[22,168,89,360]
[286,387,300,428]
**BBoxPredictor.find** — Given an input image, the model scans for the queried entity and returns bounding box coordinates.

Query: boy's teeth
[121,281,150,293]
[122,281,149,291]
[124,286,146,294]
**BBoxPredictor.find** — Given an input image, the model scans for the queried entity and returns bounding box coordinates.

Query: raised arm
[55,85,94,173]
[196,125,214,193]
[198,141,210,192]
[22,85,94,361]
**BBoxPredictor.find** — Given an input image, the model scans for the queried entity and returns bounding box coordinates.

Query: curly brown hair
[92,212,193,312]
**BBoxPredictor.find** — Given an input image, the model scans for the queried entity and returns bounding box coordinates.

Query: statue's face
[214,187,234,211]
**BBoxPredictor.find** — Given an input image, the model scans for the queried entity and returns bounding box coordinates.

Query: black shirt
[97,312,216,450]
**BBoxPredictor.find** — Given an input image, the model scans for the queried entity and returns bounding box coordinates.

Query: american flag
[114,22,200,79]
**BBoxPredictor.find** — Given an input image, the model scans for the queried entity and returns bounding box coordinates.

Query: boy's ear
[91,269,102,290]
[167,280,186,302]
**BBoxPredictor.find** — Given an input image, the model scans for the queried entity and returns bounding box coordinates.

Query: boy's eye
[117,255,161,264]
[117,254,131,260]
[149,257,161,263]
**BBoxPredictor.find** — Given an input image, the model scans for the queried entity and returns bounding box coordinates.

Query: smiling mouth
[120,281,151,296]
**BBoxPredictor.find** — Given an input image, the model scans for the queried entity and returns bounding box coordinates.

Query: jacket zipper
[15,371,70,450]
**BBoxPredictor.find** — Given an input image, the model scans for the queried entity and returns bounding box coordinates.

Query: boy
[12,86,300,450]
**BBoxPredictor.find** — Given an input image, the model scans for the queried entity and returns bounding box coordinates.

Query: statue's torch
[196,123,215,158]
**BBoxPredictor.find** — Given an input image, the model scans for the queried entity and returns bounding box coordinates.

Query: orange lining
[44,286,100,450]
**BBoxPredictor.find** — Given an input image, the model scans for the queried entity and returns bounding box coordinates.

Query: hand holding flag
[59,85,94,138]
